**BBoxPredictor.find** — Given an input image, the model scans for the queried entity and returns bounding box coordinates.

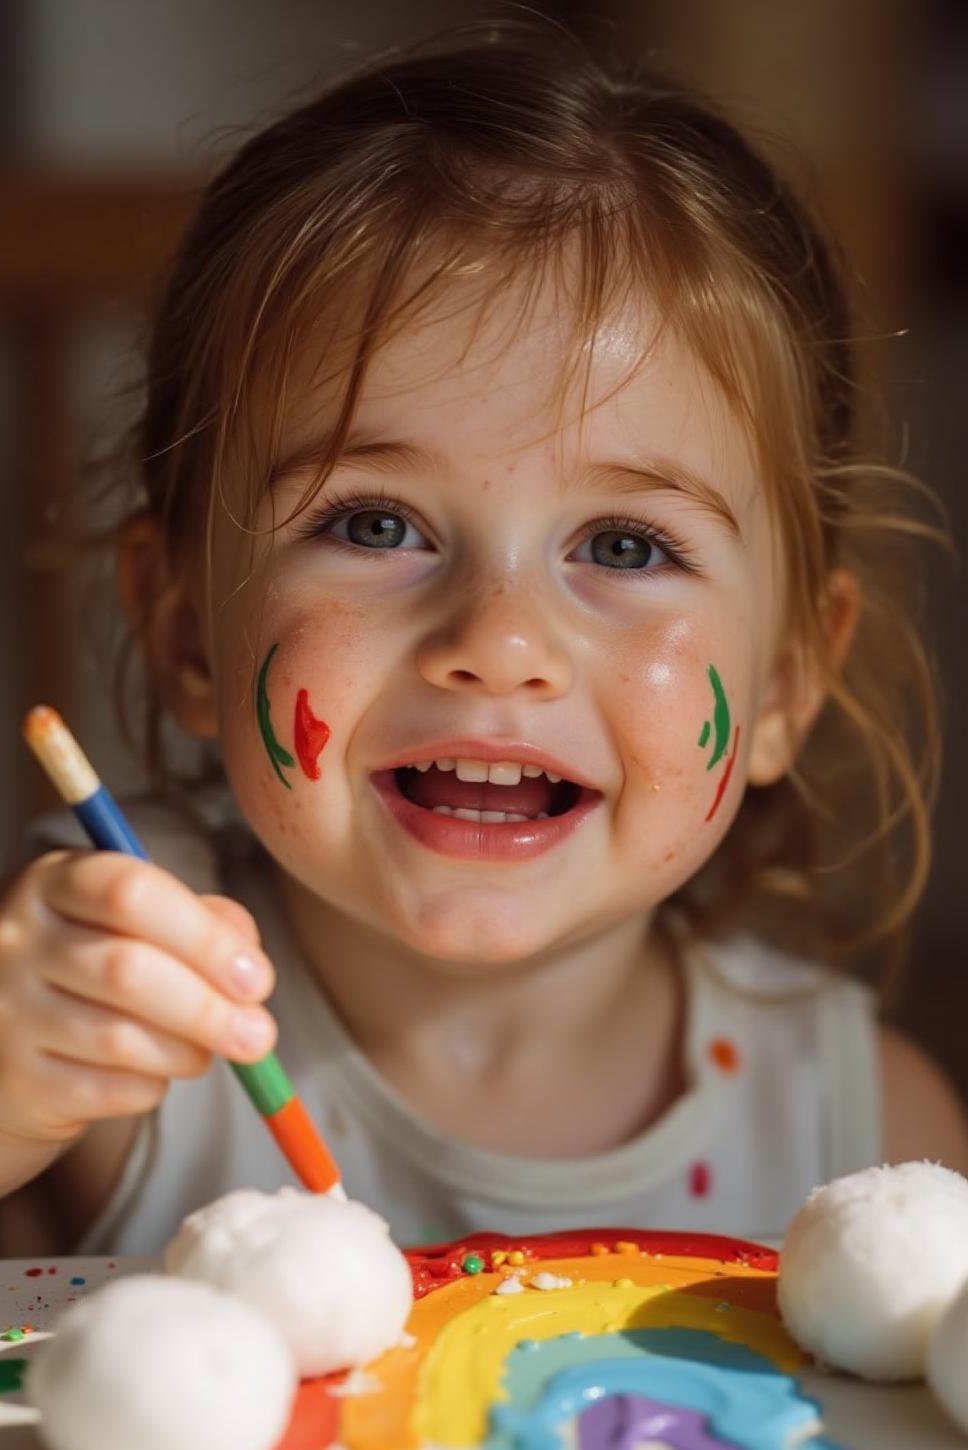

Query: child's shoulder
[689,923,868,1006]
[693,926,968,1174]
[879,1025,968,1173]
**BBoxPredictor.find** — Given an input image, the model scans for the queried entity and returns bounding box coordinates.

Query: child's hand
[0,851,277,1150]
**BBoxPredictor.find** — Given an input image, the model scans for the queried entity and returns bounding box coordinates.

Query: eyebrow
[269,431,741,539]
[580,460,741,539]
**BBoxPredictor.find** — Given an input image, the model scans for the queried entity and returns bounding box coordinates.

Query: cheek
[608,619,751,836]
[215,595,379,805]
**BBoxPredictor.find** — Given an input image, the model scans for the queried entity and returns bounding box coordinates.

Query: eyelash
[293,486,699,574]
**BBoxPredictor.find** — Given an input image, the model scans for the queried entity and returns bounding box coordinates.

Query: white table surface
[0,1257,965,1449]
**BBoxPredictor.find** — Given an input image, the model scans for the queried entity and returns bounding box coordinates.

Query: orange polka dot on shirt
[707,1036,742,1074]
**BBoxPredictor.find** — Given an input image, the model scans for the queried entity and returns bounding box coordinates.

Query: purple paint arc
[579,1393,733,1450]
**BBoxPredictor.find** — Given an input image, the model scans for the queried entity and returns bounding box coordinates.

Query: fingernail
[232,1009,272,1057]
[229,953,268,998]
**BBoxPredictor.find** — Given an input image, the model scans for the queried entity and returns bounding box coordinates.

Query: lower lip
[370,772,602,862]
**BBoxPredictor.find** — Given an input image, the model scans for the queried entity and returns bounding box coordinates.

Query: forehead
[279,269,762,515]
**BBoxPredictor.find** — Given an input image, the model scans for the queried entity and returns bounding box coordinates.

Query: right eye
[295,494,429,551]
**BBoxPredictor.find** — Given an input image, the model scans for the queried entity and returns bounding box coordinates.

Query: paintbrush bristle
[23,706,101,806]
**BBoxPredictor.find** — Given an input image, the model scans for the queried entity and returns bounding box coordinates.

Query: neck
[275,869,686,1155]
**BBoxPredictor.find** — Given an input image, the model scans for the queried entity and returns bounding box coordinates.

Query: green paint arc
[256,643,295,789]
[705,664,731,770]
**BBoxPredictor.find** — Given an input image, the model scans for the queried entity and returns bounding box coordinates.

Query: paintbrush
[22,705,341,1195]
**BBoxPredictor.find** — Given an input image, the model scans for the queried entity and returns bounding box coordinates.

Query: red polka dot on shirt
[689,1160,713,1197]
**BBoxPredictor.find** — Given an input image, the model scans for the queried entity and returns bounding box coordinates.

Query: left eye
[573,528,671,570]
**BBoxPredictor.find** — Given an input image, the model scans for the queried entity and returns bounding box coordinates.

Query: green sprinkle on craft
[0,1328,23,1342]
[0,1359,26,1392]
[462,1253,485,1275]
[256,643,295,789]
[699,664,731,770]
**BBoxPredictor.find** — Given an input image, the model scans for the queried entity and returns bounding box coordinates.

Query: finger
[199,895,262,948]
[31,1054,170,1135]
[35,984,212,1080]
[41,922,277,1063]
[40,853,275,1003]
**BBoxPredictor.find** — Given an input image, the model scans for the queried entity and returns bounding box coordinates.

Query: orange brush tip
[22,705,62,744]
[265,1096,341,1194]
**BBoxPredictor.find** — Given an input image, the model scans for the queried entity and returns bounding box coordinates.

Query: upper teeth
[411,758,563,785]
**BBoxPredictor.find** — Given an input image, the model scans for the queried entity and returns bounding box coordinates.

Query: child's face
[204,277,789,965]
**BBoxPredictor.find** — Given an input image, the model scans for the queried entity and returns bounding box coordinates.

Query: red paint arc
[705,725,740,823]
[294,690,331,781]
[403,1226,776,1299]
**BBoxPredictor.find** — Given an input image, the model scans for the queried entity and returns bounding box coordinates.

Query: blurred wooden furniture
[0,166,204,823]
[609,0,917,406]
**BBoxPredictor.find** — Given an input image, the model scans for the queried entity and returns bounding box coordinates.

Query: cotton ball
[165,1187,414,1376]
[928,1278,968,1432]
[27,1275,296,1450]
[778,1162,968,1380]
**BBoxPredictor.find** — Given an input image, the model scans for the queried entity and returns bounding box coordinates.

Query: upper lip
[373,739,600,792]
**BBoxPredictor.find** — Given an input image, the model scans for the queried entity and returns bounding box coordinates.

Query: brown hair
[123,21,944,981]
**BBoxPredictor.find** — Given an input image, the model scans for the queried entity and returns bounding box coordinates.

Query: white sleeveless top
[23,795,882,1255]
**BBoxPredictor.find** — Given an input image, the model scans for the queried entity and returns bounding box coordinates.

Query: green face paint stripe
[256,643,295,789]
[697,720,711,750]
[705,664,731,770]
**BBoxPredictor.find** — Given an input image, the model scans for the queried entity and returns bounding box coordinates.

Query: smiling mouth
[382,762,586,823]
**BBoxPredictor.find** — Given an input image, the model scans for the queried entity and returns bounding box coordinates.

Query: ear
[116,513,218,740]
[747,568,859,787]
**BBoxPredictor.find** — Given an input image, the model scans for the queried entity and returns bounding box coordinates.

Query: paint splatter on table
[1,1257,154,1337]
[0,1257,155,1445]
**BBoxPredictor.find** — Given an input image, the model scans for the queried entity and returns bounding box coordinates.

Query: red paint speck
[689,1161,712,1197]
[24,1269,42,1278]
[708,1037,742,1074]
[47,1266,57,1274]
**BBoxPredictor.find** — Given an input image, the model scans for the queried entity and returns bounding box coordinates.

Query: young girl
[1,25,965,1256]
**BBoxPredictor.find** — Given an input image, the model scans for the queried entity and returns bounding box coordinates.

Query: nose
[415,581,573,700]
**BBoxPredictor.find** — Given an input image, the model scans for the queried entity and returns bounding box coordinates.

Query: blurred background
[0,1,965,1087]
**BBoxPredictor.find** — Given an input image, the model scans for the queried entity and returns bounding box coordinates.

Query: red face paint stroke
[294,689,331,781]
[705,725,740,823]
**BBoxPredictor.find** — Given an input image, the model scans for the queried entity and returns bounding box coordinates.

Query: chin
[392,893,564,970]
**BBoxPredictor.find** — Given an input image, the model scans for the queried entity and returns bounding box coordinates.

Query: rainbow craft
[277,1228,841,1450]
[21,706,340,1196]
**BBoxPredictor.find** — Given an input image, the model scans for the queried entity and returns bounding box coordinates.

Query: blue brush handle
[74,787,150,860]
